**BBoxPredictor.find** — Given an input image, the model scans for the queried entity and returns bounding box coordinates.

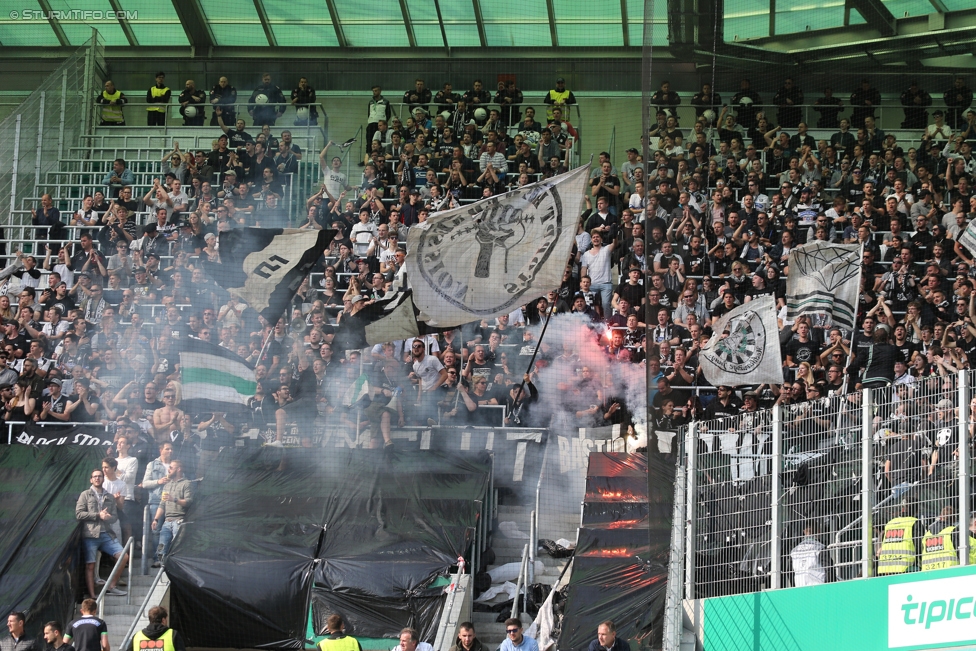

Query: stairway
[472,502,575,650]
[98,568,163,651]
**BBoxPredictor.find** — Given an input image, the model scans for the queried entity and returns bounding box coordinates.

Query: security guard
[146,72,171,127]
[922,510,976,570]
[97,81,127,126]
[317,615,361,651]
[543,78,576,123]
[132,606,186,651]
[878,502,925,575]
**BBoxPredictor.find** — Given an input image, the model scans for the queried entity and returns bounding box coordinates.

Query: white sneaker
[106,587,127,596]
[265,440,284,448]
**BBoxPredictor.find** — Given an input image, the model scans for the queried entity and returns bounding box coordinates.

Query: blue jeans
[590,282,614,319]
[156,519,182,562]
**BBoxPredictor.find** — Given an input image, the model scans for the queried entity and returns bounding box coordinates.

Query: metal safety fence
[678,370,973,600]
[0,32,104,227]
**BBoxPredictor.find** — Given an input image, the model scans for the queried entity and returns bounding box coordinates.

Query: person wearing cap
[145,72,170,127]
[544,77,576,123]
[38,377,70,422]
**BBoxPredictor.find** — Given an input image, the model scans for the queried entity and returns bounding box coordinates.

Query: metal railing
[676,369,974,600]
[119,566,167,651]
[511,542,530,620]
[652,100,969,135]
[87,100,328,141]
[1,32,103,229]
[96,536,133,618]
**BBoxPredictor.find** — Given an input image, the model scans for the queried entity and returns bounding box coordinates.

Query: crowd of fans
[3,72,975,476]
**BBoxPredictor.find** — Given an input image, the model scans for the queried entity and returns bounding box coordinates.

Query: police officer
[132,607,185,651]
[878,501,925,575]
[317,615,361,651]
[900,80,932,129]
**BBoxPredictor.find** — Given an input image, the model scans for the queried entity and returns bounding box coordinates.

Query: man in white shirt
[580,230,616,318]
[409,340,447,425]
[478,141,508,185]
[391,628,433,651]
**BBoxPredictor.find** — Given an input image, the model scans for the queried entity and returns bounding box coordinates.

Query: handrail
[827,484,908,581]
[89,100,327,120]
[511,543,528,620]
[119,566,167,651]
[141,505,152,576]
[97,536,133,618]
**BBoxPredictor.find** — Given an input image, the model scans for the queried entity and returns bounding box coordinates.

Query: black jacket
[139,624,186,651]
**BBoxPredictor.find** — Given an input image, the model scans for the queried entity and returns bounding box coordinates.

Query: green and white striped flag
[179,339,257,412]
[343,373,370,407]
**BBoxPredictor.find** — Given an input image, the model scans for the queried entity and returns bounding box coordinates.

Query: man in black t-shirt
[64,599,108,651]
[43,621,74,651]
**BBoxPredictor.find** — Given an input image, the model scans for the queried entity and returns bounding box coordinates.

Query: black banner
[10,424,115,448]
[0,445,105,636]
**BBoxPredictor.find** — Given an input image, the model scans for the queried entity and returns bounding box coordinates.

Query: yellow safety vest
[148,85,170,112]
[101,90,124,123]
[317,634,360,651]
[878,516,918,575]
[546,89,571,120]
[133,629,174,651]
[921,526,959,571]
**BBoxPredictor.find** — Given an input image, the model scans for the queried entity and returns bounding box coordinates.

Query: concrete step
[103,614,135,637]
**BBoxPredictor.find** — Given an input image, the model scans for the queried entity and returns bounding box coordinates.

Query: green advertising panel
[702,565,976,651]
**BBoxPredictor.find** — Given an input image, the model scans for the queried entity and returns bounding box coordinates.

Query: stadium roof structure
[0,0,973,71]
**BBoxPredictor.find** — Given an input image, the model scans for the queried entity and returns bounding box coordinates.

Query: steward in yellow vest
[133,606,186,651]
[98,80,127,126]
[878,506,924,575]
[147,72,171,127]
[317,615,362,651]
[543,78,576,122]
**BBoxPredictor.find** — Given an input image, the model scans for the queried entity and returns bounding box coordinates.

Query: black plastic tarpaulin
[0,445,105,639]
[166,447,490,649]
[556,452,672,651]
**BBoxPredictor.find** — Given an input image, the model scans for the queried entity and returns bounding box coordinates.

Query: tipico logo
[889,574,976,649]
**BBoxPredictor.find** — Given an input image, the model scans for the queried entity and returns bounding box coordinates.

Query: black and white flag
[700,294,784,387]
[786,241,861,330]
[406,165,589,327]
[208,228,335,324]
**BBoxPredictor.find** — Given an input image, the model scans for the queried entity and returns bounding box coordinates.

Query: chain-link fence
[680,370,974,600]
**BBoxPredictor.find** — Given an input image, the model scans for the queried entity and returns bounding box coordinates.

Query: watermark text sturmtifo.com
[8,9,138,20]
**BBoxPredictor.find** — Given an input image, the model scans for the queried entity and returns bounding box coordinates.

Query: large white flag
[786,241,861,330]
[957,219,976,256]
[406,165,590,327]
[700,294,784,387]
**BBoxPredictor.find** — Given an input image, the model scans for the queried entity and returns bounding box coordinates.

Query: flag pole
[511,303,555,422]
[837,243,865,397]
[255,325,275,371]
